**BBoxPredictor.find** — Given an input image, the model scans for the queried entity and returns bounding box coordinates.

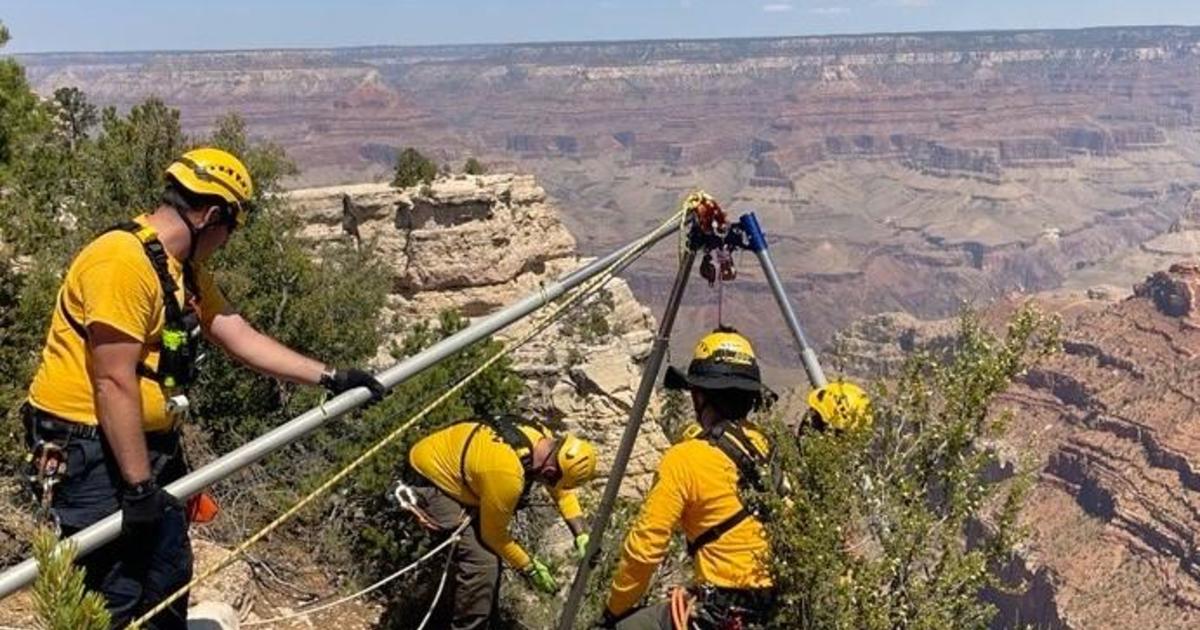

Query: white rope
[415,534,456,630]
[242,518,471,627]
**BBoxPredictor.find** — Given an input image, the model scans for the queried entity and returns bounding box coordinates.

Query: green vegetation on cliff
[0,22,1061,628]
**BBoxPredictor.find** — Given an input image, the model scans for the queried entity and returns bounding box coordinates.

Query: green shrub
[762,305,1059,629]
[464,157,487,175]
[658,389,692,444]
[321,311,523,565]
[560,288,615,345]
[392,147,437,189]
[31,528,110,630]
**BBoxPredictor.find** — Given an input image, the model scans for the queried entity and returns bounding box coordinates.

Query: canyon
[11,26,1200,627]
[832,247,1200,628]
[18,25,1200,379]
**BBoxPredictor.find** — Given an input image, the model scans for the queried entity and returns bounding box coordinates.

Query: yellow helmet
[664,327,762,392]
[554,434,597,491]
[806,382,872,432]
[165,147,254,227]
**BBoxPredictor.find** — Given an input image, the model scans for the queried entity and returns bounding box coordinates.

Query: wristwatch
[123,479,157,499]
[319,367,337,390]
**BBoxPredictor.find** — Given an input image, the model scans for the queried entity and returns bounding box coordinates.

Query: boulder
[187,601,239,630]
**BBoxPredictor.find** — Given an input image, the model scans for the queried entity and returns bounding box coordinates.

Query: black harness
[687,421,773,557]
[458,415,546,507]
[58,221,201,390]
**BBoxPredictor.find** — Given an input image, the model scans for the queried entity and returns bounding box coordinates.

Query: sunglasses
[226,204,250,232]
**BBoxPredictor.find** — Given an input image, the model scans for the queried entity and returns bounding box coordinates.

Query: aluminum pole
[557,249,697,630]
[739,212,827,388]
[0,219,681,600]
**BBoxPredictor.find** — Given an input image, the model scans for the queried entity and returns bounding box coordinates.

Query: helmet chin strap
[174,206,217,262]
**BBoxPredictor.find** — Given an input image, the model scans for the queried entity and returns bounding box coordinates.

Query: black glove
[320,367,387,405]
[120,480,181,538]
[598,609,622,629]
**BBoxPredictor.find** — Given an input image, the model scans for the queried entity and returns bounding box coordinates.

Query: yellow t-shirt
[409,421,584,569]
[606,423,774,616]
[27,215,227,432]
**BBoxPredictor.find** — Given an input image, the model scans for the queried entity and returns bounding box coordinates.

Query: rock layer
[838,268,1200,628]
[286,174,669,495]
[19,27,1200,370]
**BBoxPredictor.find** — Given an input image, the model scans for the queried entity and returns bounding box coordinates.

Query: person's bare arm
[204,310,326,385]
[88,323,151,484]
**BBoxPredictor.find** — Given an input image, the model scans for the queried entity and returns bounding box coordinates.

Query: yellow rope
[128,208,685,628]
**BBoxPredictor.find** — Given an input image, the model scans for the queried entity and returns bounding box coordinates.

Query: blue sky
[1,0,1197,54]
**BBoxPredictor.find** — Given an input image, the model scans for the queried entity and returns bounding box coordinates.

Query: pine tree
[463,157,487,175]
[31,529,111,630]
[392,147,437,189]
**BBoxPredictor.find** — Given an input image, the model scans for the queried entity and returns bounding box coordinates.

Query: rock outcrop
[1133,263,1200,320]
[829,311,958,378]
[286,174,669,495]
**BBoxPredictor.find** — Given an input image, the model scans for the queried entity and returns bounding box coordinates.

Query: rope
[128,208,684,629]
[670,586,694,630]
[242,519,470,627]
[416,534,457,630]
[717,272,725,327]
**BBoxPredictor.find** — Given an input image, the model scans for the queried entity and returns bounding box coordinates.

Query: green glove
[574,533,590,559]
[523,558,558,594]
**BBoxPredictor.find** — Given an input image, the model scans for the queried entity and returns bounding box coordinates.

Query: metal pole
[557,249,697,630]
[739,212,827,388]
[0,220,681,600]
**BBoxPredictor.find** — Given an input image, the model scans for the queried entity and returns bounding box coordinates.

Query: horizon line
[9,22,1200,58]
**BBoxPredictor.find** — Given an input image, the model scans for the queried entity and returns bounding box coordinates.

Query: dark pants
[613,602,673,630]
[24,407,192,630]
[614,587,776,630]
[413,483,501,630]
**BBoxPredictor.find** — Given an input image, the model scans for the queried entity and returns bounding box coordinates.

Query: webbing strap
[487,415,535,468]
[456,417,537,505]
[686,422,768,556]
[117,221,186,325]
[687,508,750,557]
[57,290,88,340]
[56,221,198,385]
[458,423,485,501]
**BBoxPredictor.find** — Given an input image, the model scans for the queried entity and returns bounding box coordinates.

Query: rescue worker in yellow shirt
[21,148,385,630]
[401,415,598,630]
[601,327,871,629]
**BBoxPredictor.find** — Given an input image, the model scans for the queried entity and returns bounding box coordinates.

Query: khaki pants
[415,485,501,630]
